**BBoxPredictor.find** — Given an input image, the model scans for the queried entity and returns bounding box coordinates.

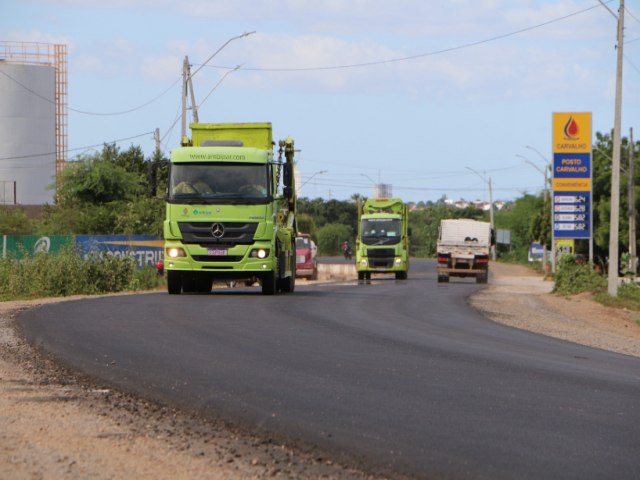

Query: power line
[0,131,155,162]
[626,5,640,24]
[0,69,180,116]
[202,2,607,73]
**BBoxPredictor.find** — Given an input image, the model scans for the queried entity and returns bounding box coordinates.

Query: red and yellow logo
[553,112,591,153]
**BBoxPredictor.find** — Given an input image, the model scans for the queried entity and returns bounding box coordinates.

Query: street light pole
[525,145,556,271]
[466,167,496,260]
[360,173,378,197]
[519,152,553,271]
[299,170,327,190]
[181,31,255,140]
[517,154,548,199]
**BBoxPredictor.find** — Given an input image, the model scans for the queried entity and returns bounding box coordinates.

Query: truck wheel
[437,274,449,283]
[262,271,277,295]
[195,275,212,293]
[280,274,295,293]
[182,274,196,293]
[395,271,407,280]
[167,271,182,294]
[476,272,488,284]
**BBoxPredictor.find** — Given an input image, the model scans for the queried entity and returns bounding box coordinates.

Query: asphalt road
[18,259,640,479]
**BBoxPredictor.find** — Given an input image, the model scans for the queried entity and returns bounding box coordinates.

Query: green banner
[1,235,74,259]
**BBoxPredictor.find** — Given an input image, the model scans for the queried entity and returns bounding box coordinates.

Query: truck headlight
[360,259,368,267]
[167,247,186,258]
[395,257,402,267]
[250,248,270,259]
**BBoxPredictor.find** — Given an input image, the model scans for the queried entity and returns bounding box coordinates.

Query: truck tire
[395,271,407,280]
[167,271,182,294]
[437,274,449,283]
[279,274,295,293]
[182,274,196,293]
[262,271,277,295]
[476,272,488,284]
[195,275,212,293]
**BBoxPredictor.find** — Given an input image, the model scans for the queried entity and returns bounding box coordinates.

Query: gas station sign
[552,113,592,240]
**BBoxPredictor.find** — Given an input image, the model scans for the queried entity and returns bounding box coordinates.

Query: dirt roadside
[2,263,640,480]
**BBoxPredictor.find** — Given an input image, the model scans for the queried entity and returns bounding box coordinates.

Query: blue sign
[553,153,591,178]
[76,235,164,268]
[553,192,591,239]
[528,242,544,262]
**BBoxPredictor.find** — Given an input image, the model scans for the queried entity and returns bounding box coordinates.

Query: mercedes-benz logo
[211,223,225,238]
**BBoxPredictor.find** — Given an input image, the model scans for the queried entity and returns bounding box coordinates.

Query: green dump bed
[189,122,273,150]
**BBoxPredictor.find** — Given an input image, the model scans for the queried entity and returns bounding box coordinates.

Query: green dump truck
[356,197,410,281]
[163,122,297,295]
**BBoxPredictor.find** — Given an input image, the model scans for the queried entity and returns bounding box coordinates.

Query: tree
[58,155,142,206]
[0,207,33,235]
[316,223,352,256]
[297,197,358,231]
[148,148,170,198]
[40,144,164,235]
[296,213,317,238]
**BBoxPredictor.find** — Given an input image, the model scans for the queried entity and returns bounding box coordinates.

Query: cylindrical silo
[0,61,56,205]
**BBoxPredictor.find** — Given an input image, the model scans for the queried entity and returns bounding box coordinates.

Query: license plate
[208,248,227,256]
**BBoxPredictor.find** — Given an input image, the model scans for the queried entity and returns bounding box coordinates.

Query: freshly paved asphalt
[18,259,640,479]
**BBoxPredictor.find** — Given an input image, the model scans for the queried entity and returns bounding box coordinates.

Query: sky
[2,0,640,204]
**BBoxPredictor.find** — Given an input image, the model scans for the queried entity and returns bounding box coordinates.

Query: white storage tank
[0,61,56,205]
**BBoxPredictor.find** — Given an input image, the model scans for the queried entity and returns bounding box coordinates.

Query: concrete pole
[607,0,624,296]
[181,56,188,141]
[488,177,496,260]
[629,127,636,274]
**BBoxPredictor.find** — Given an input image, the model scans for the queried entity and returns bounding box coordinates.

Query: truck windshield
[360,218,402,245]
[168,163,269,204]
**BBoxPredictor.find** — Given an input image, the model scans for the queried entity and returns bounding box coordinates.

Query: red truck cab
[295,233,318,280]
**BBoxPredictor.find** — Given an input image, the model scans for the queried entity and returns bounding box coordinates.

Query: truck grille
[178,222,258,246]
[191,255,244,262]
[366,248,395,268]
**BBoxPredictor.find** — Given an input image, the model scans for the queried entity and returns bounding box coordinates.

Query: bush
[316,223,352,256]
[553,255,606,295]
[0,248,163,300]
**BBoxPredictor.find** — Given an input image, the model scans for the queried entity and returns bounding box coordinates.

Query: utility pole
[179,32,255,145]
[607,0,625,296]
[629,127,636,274]
[154,128,161,153]
[181,56,189,142]
[466,167,496,260]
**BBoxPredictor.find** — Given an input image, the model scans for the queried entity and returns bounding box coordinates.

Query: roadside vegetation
[0,248,163,301]
[552,254,640,313]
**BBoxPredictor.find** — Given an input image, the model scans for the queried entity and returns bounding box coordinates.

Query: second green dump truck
[163,122,297,295]
[356,197,410,281]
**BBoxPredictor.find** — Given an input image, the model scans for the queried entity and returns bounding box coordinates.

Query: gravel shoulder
[2,263,640,479]
[470,262,640,358]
